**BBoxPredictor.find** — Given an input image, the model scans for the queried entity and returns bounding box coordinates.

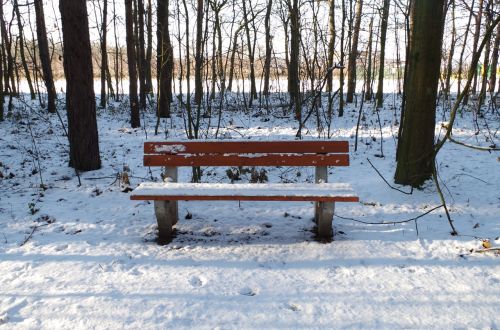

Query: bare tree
[125,0,140,127]
[59,0,101,171]
[346,0,363,103]
[395,0,446,187]
[34,0,56,113]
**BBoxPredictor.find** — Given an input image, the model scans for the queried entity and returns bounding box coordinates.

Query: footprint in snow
[189,275,206,288]
[239,286,258,296]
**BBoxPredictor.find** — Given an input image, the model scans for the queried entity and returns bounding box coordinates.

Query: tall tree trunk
[157,0,173,118]
[365,17,373,101]
[14,0,35,99]
[489,23,500,93]
[457,0,474,96]
[100,0,108,108]
[375,0,389,107]
[326,0,335,93]
[125,0,140,127]
[263,0,273,96]
[346,0,362,103]
[113,0,120,100]
[289,0,301,121]
[137,0,147,108]
[34,0,56,113]
[145,0,153,96]
[395,0,445,187]
[194,0,203,104]
[444,0,456,100]
[338,0,346,116]
[59,0,101,171]
[470,0,484,97]
[242,0,258,100]
[478,3,491,107]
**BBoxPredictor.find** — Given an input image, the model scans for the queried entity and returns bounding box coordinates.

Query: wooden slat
[131,195,359,202]
[145,140,349,154]
[144,154,349,167]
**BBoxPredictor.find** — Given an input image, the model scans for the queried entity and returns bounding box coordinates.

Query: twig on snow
[334,204,443,225]
[366,158,413,195]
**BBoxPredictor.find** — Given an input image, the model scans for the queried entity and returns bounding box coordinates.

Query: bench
[130,141,359,241]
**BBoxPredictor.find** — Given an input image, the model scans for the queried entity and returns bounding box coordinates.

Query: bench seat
[131,182,359,202]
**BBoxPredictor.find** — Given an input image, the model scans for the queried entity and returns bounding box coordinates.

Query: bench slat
[145,141,349,154]
[130,182,359,202]
[144,154,349,167]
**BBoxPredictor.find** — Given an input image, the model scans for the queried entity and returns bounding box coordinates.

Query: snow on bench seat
[130,182,359,202]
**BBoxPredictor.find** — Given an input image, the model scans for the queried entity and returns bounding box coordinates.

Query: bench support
[317,202,335,239]
[314,166,328,224]
[163,166,179,225]
[154,200,176,240]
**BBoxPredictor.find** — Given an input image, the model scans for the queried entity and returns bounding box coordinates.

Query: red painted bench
[130,141,359,241]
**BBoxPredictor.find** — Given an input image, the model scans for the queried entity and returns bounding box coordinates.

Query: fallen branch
[367,158,413,195]
[20,223,49,247]
[334,205,443,225]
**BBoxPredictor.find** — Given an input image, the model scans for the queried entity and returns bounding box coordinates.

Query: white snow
[131,182,358,199]
[0,94,499,329]
[153,144,187,154]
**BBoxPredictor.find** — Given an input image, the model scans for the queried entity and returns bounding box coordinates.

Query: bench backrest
[144,141,350,167]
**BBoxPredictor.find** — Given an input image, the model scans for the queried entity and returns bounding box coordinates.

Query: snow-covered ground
[0,94,499,329]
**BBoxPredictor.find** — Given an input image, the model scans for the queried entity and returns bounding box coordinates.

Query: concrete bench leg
[154,200,178,240]
[314,166,328,224]
[317,202,335,240]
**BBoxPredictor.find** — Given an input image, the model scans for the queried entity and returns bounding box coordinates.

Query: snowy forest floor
[0,94,499,328]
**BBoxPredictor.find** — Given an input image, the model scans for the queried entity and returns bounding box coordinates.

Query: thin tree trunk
[157,0,173,118]
[346,0,362,103]
[137,0,147,108]
[444,0,456,100]
[194,0,203,104]
[263,0,273,96]
[125,0,140,127]
[326,0,336,93]
[100,0,108,108]
[375,0,389,107]
[145,0,153,96]
[489,23,500,93]
[289,0,301,122]
[59,0,101,171]
[34,0,56,113]
[365,17,373,101]
[14,0,35,99]
[242,0,258,100]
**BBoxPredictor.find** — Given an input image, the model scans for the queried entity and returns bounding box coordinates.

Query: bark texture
[59,0,101,171]
[395,0,445,187]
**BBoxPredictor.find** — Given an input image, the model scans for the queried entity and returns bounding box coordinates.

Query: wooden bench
[130,141,359,241]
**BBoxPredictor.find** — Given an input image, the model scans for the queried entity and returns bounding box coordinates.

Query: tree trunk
[444,0,456,101]
[326,0,335,93]
[375,0,389,107]
[346,0,362,103]
[242,0,258,100]
[34,0,56,113]
[14,0,35,99]
[489,23,500,93]
[59,0,101,171]
[470,0,484,98]
[194,0,203,104]
[100,0,108,108]
[365,17,373,101]
[395,0,445,187]
[145,0,153,96]
[137,0,147,109]
[289,0,301,121]
[157,0,173,118]
[125,0,140,127]
[263,0,273,96]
